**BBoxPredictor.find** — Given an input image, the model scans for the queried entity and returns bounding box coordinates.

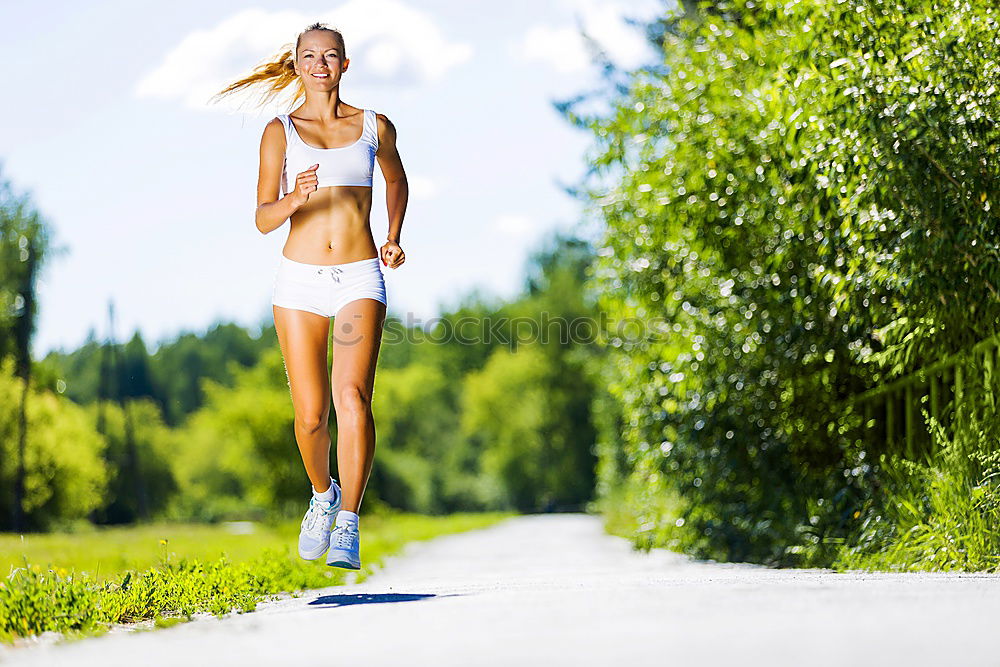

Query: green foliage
[84,398,177,524]
[165,347,306,521]
[369,362,456,513]
[0,511,514,642]
[1,521,302,580]
[592,455,689,554]
[0,355,185,530]
[0,358,108,530]
[151,230,602,520]
[462,343,597,511]
[149,324,276,426]
[578,0,1000,566]
[43,323,275,428]
[4,205,602,527]
[837,381,1000,571]
[0,163,60,371]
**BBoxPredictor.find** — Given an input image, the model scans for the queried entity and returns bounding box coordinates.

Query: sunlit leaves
[580,0,1000,565]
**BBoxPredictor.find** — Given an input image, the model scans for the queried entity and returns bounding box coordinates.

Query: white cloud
[517,0,669,74]
[519,24,592,75]
[494,214,535,239]
[136,0,473,112]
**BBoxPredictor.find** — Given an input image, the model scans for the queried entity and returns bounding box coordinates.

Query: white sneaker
[298,483,342,560]
[326,523,361,570]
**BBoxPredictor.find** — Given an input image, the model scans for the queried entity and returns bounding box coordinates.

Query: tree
[0,164,64,530]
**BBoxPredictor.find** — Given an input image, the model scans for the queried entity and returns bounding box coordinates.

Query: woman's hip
[274,254,383,283]
[272,254,385,317]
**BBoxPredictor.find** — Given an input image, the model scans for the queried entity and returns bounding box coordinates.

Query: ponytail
[209,22,345,110]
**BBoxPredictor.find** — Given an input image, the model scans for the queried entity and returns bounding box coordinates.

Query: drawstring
[316,267,344,283]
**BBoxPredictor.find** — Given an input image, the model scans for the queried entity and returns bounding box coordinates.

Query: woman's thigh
[331,298,386,402]
[273,304,332,423]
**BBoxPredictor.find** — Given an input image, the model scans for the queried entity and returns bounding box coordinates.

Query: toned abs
[284,186,378,265]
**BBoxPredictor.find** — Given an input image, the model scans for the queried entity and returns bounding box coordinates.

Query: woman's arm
[255,118,306,234]
[375,113,408,245]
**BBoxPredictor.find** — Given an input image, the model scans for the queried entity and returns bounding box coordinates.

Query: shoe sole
[327,554,361,570]
[298,483,344,561]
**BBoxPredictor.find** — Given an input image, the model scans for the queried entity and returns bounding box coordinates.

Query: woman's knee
[294,409,329,433]
[333,385,370,415]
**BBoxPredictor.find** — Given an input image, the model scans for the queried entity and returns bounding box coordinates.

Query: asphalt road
[5,513,1000,666]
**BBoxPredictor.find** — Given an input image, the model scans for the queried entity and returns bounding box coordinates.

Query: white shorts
[271,253,387,318]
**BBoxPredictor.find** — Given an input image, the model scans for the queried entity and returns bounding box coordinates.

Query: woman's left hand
[380,240,405,269]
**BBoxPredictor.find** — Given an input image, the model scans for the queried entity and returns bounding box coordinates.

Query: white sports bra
[277,109,378,192]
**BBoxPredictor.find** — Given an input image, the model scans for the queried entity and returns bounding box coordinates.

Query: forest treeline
[0,213,602,529]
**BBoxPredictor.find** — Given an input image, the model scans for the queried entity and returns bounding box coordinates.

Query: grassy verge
[592,473,688,554]
[595,401,1000,573]
[0,510,515,643]
[833,425,1000,572]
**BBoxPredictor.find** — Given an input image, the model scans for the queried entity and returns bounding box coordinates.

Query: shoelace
[331,524,357,550]
[302,498,337,538]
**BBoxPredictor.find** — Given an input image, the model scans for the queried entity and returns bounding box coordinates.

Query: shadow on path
[308,592,463,608]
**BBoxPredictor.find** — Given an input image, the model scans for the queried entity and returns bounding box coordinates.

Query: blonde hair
[209,22,346,109]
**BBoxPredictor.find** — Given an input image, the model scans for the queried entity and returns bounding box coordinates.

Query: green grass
[831,400,1000,573]
[0,510,516,643]
[2,521,297,582]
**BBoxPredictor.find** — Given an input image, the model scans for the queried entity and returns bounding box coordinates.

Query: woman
[213,22,407,570]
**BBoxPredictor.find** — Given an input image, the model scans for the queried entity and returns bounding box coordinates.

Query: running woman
[213,22,407,569]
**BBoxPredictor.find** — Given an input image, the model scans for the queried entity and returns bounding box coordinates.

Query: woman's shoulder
[372,111,396,145]
[371,109,394,126]
[263,115,288,133]
[260,116,288,152]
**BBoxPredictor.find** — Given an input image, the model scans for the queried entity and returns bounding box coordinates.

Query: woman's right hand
[290,164,320,207]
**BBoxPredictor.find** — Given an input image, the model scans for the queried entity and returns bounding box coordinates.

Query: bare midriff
[281,185,378,265]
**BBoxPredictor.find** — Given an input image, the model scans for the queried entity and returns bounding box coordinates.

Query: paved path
[5,513,1000,666]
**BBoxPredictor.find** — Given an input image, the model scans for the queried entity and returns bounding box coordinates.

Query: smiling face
[294,30,348,87]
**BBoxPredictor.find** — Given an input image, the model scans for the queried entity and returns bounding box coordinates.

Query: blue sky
[1,0,668,358]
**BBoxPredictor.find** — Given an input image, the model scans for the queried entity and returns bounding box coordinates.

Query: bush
[0,357,108,530]
[580,0,1000,565]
